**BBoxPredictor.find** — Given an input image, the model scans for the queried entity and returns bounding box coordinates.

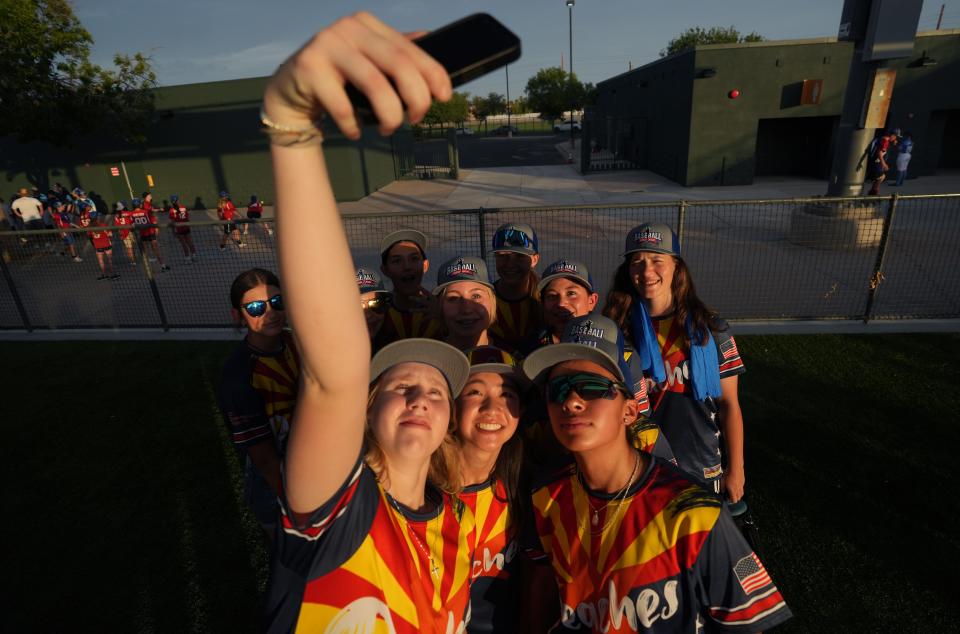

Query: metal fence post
[0,246,33,331]
[138,224,170,331]
[676,201,688,244]
[862,193,899,324]
[478,208,487,260]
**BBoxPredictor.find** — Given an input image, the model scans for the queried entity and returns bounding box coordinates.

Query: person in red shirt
[244,194,273,238]
[51,200,82,263]
[167,194,197,263]
[79,208,118,280]
[218,190,244,250]
[141,191,154,212]
[113,201,137,265]
[130,197,170,271]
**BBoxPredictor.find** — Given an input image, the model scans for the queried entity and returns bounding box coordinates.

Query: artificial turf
[2,334,958,632]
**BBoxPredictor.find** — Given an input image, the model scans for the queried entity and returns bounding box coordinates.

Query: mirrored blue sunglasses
[546,372,631,404]
[242,294,284,317]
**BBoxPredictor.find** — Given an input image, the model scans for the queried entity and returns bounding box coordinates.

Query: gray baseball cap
[370,339,470,396]
[380,229,427,257]
[523,314,628,385]
[622,223,681,258]
[538,258,594,293]
[433,256,494,295]
[464,345,531,388]
[492,222,539,256]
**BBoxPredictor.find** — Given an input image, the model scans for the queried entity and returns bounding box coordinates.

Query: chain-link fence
[2,193,958,331]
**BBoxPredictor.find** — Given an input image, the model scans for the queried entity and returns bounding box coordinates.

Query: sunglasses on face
[361,296,390,315]
[546,372,631,404]
[493,228,534,250]
[242,294,284,317]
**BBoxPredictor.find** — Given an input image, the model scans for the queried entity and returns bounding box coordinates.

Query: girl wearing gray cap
[258,18,477,632]
[603,223,747,504]
[434,255,508,353]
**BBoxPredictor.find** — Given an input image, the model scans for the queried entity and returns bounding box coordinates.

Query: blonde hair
[436,284,498,331]
[365,380,462,494]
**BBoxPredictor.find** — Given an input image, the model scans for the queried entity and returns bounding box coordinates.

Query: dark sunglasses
[361,296,390,315]
[242,294,284,317]
[546,372,631,404]
[493,228,534,250]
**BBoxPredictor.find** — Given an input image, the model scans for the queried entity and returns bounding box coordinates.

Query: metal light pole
[505,65,512,137]
[566,0,575,150]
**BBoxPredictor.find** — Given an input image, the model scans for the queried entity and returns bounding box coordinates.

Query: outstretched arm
[719,375,745,503]
[265,13,451,515]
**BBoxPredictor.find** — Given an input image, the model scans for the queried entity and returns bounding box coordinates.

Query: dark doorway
[935,109,960,169]
[755,116,838,178]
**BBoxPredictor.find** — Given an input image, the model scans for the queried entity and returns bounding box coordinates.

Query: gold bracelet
[259,106,324,147]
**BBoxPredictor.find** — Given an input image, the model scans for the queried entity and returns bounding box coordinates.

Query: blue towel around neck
[628,302,666,384]
[686,319,721,401]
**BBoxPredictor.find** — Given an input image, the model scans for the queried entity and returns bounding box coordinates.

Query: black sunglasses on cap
[546,372,632,404]
[242,294,284,317]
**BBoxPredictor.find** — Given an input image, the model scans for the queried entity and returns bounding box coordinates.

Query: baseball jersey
[373,302,443,349]
[247,200,264,217]
[525,457,791,633]
[490,292,543,351]
[264,457,477,634]
[89,219,112,250]
[219,200,237,221]
[168,204,189,223]
[52,210,74,230]
[115,211,133,240]
[129,208,158,238]
[218,331,301,455]
[458,478,521,634]
[647,315,744,486]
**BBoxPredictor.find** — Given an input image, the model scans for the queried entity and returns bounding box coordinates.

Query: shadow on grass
[2,341,268,633]
[739,333,960,632]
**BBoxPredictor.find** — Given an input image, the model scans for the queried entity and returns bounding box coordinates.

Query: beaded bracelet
[259,106,325,147]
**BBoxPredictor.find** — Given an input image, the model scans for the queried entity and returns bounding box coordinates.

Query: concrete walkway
[338,141,960,214]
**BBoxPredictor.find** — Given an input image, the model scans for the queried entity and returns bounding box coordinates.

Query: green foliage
[472,92,506,121]
[524,67,589,121]
[508,95,531,115]
[423,91,470,127]
[660,25,766,57]
[0,0,157,144]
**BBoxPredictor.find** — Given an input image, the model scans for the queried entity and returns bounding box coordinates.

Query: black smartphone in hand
[348,13,521,125]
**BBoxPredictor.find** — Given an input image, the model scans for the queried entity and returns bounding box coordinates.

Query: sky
[74,0,956,99]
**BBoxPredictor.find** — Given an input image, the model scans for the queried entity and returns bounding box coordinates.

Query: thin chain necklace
[386,492,441,579]
[582,449,641,532]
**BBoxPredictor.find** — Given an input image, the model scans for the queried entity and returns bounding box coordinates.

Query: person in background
[218,190,244,250]
[434,255,504,352]
[893,131,914,187]
[130,197,170,271]
[79,205,118,280]
[490,222,542,350]
[218,268,298,540]
[373,228,441,348]
[866,128,899,195]
[356,265,392,353]
[245,194,273,237]
[51,200,82,263]
[167,194,197,263]
[113,202,137,266]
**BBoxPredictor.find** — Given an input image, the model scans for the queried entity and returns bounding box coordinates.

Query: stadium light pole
[566,0,575,150]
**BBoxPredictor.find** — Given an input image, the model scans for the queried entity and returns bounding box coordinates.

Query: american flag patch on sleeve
[719,337,739,360]
[734,553,773,594]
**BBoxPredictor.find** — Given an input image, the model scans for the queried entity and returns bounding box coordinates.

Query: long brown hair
[364,380,462,495]
[601,255,722,345]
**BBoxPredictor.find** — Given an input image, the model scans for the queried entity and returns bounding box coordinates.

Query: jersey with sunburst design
[491,293,543,350]
[527,458,790,633]
[266,460,476,634]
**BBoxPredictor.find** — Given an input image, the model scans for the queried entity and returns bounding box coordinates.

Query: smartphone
[347,13,521,125]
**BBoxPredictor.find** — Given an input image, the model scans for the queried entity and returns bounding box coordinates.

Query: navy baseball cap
[380,229,427,257]
[170,194,179,202]
[623,223,681,258]
[538,258,594,293]
[492,222,539,256]
[464,345,531,388]
[370,339,470,396]
[356,266,389,295]
[523,314,629,385]
[219,190,229,198]
[131,197,142,207]
[433,256,494,295]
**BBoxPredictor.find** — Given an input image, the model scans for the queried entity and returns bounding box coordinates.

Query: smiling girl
[490,222,543,349]
[434,255,506,353]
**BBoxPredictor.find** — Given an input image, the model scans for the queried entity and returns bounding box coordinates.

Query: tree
[524,67,588,121]
[422,91,471,128]
[660,26,765,57]
[0,0,157,144]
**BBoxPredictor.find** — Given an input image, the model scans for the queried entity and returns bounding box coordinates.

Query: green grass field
[3,334,959,632]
